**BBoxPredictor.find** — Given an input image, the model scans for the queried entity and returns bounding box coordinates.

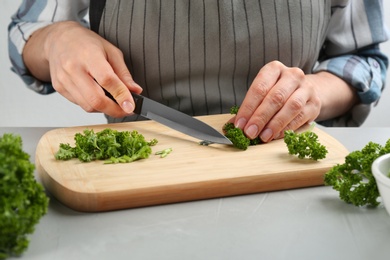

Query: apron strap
[89,0,106,33]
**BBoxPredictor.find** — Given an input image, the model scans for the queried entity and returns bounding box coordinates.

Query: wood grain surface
[35,114,348,212]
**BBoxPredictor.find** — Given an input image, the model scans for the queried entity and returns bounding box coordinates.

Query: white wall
[1,0,390,127]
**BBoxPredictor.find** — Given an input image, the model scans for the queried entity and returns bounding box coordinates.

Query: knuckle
[242,81,270,113]
[284,67,305,83]
[253,113,269,127]
[290,67,305,77]
[252,81,269,101]
[83,105,95,113]
[240,101,257,114]
[52,80,64,92]
[59,55,78,72]
[87,94,105,111]
[269,90,286,107]
[285,114,304,131]
[107,45,125,59]
[288,96,305,112]
[312,96,322,108]
[268,60,283,69]
[293,112,306,124]
[80,101,95,113]
[112,46,124,56]
[98,73,116,87]
[111,87,129,100]
[271,117,286,130]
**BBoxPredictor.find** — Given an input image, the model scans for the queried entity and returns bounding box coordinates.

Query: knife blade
[131,93,232,145]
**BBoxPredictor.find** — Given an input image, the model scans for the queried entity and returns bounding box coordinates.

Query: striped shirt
[8,0,389,126]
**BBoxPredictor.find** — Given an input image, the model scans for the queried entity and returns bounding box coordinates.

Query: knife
[105,89,232,145]
[131,93,232,145]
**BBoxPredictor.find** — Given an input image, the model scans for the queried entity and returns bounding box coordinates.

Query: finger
[51,76,77,105]
[53,52,131,117]
[259,88,319,142]
[234,61,283,129]
[107,46,143,94]
[243,67,304,139]
[73,71,132,117]
[53,72,106,113]
[90,49,135,114]
[282,98,321,131]
[50,65,99,112]
[49,49,100,112]
[266,97,321,142]
[227,115,237,124]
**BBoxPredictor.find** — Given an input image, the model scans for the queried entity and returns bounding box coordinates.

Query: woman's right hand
[23,21,142,118]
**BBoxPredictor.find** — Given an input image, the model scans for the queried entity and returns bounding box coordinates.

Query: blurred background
[1,0,390,127]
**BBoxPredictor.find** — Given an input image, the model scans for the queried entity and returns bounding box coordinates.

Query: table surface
[2,126,390,260]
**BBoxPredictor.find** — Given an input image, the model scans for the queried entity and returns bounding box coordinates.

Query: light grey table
[2,127,390,260]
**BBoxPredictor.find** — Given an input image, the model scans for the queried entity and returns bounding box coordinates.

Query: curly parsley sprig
[0,134,49,258]
[324,139,390,207]
[55,128,158,164]
[283,123,328,161]
[223,105,261,150]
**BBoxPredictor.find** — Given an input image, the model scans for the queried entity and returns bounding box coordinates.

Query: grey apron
[89,0,331,123]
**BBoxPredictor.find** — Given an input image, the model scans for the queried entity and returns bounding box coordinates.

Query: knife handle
[131,93,143,115]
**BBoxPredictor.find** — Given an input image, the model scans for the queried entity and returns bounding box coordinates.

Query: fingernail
[245,125,259,139]
[122,100,134,114]
[260,128,273,142]
[235,118,247,129]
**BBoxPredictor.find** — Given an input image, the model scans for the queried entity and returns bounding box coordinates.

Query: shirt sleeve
[8,0,90,94]
[313,0,389,126]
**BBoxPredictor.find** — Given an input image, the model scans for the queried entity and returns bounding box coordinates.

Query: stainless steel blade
[132,93,232,145]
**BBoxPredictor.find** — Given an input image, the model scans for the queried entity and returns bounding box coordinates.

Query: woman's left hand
[233,61,322,142]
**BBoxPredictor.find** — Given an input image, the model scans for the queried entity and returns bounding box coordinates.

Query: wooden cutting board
[35,114,348,212]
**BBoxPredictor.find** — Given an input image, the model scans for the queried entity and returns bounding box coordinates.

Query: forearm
[307,71,359,121]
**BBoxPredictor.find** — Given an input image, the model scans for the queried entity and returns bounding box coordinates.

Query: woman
[8,0,389,142]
